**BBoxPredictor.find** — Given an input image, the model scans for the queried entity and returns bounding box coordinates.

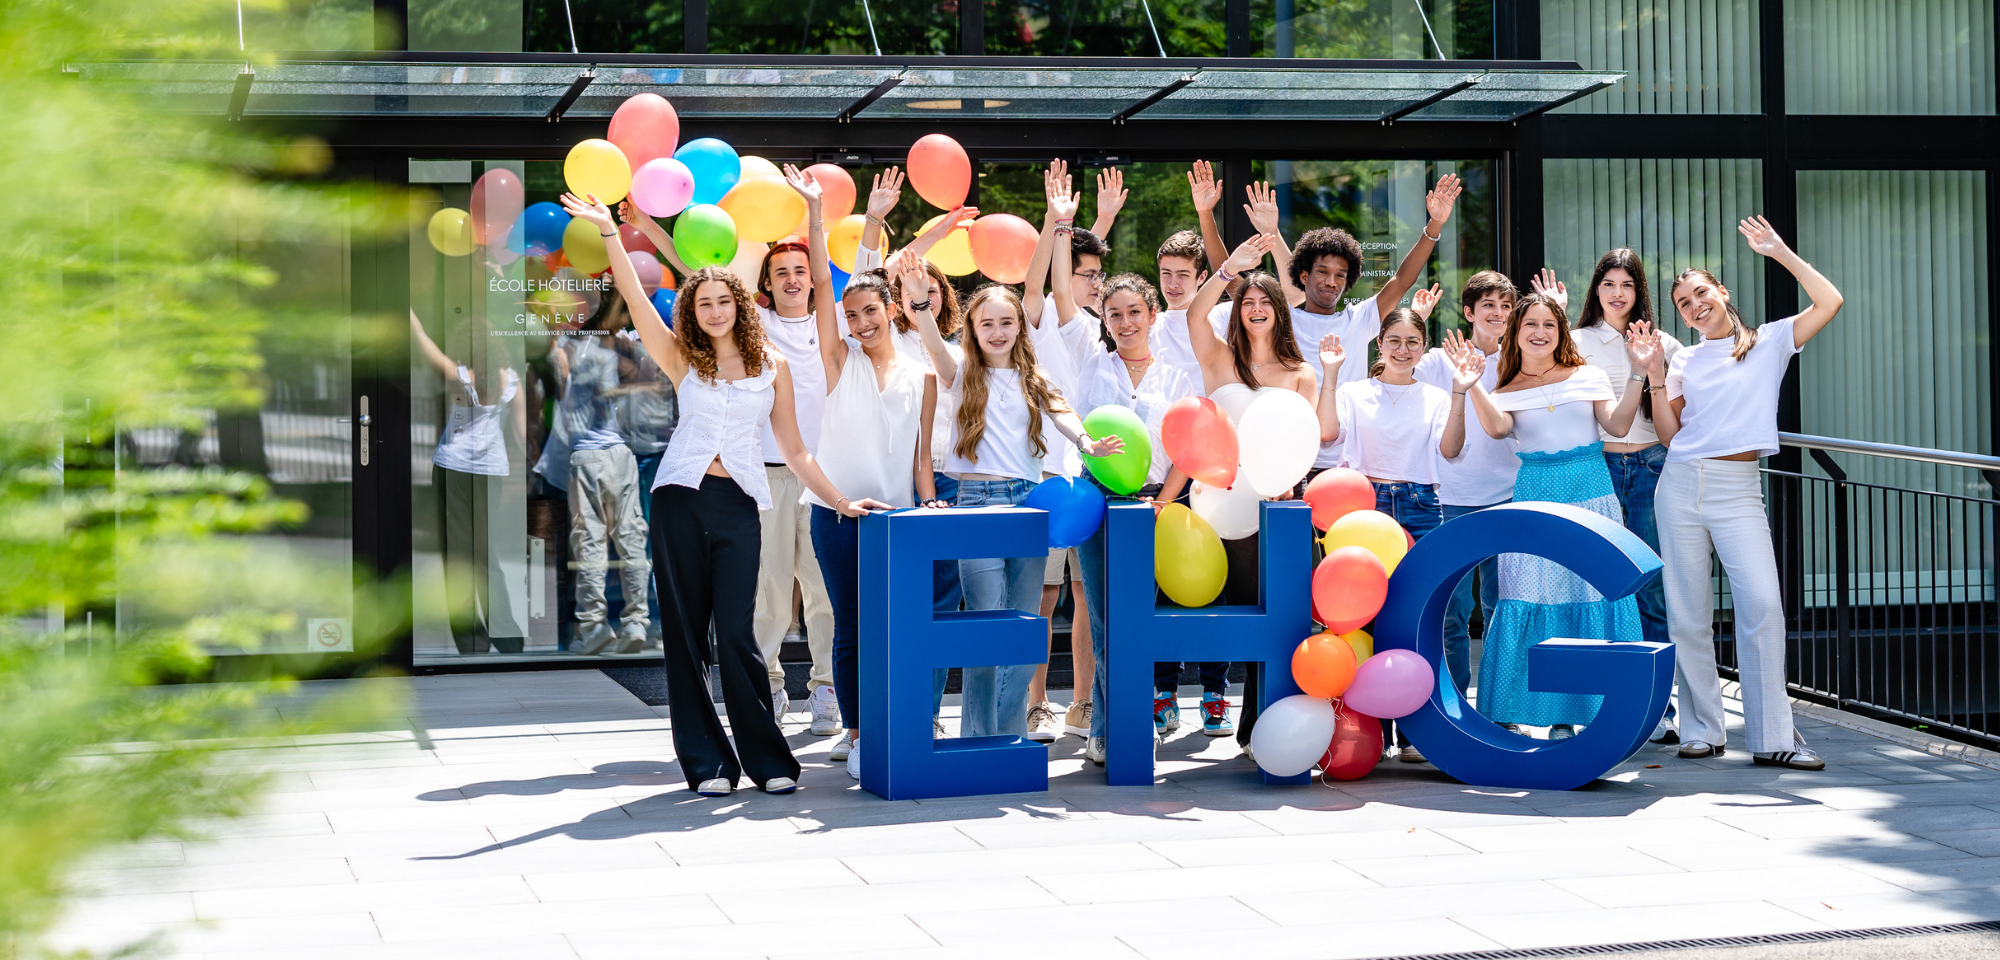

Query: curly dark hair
[1291,227,1364,295]
[673,267,770,384]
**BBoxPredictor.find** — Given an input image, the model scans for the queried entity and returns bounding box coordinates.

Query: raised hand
[617,199,654,230]
[1188,160,1221,213]
[1531,268,1568,312]
[1626,320,1665,380]
[1426,173,1462,226]
[1318,333,1345,372]
[1045,159,1079,221]
[782,163,822,204]
[560,192,615,231]
[1224,233,1278,275]
[1411,282,1442,321]
[1096,167,1127,222]
[1244,181,1281,235]
[890,248,930,298]
[866,166,904,221]
[1739,215,1792,259]
[1451,344,1486,393]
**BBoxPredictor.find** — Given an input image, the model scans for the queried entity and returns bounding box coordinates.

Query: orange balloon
[1292,634,1359,699]
[607,93,680,170]
[828,214,867,273]
[908,133,971,208]
[806,163,856,220]
[1305,467,1376,532]
[1313,546,1388,634]
[967,213,1038,283]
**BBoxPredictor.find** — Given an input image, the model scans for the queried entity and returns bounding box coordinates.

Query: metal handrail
[1779,432,2000,473]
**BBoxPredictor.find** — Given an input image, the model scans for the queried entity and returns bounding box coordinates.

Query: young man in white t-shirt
[1153,229,1232,385]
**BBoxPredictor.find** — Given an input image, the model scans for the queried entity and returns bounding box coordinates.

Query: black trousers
[651,476,801,790]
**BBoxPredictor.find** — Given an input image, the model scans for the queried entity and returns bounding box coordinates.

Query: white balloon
[1236,389,1319,498]
[1248,694,1337,777]
[1190,480,1260,540]
[724,237,770,291]
[1213,385,1257,425]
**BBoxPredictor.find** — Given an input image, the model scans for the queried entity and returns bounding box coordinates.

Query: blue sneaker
[1201,692,1234,737]
[1153,690,1181,734]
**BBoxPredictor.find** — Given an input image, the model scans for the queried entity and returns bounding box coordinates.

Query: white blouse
[892,327,962,474]
[1070,334,1198,487]
[1334,378,1457,485]
[1488,365,1614,454]
[655,360,779,509]
[806,341,927,510]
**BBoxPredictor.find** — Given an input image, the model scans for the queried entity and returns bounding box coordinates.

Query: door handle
[357,396,370,466]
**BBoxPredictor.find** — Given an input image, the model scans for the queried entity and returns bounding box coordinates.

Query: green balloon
[673,203,738,269]
[1081,405,1152,495]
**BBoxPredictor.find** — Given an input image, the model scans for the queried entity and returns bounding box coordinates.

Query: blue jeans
[930,472,962,716]
[1604,445,1670,645]
[808,505,861,731]
[1440,499,1508,696]
[955,478,1043,738]
[1374,482,1443,540]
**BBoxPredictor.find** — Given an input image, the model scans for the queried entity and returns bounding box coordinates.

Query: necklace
[1383,379,1418,407]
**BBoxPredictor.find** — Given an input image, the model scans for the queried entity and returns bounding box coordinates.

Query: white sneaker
[808,686,842,736]
[612,620,647,655]
[1084,736,1107,765]
[846,742,861,780]
[828,730,855,762]
[1025,701,1061,743]
[696,777,732,797]
[771,690,791,720]
[762,776,797,794]
[1063,699,1092,738]
[575,620,616,655]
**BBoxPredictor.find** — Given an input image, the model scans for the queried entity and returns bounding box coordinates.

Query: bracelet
[1053,226,1072,236]
[1218,268,1239,283]
[1074,435,1092,451]
[835,496,850,509]
[1453,390,1468,397]
[865,214,885,226]
[1628,373,1646,383]
[909,299,932,312]
[1648,385,1667,392]
[1423,224,1443,242]
[600,231,616,238]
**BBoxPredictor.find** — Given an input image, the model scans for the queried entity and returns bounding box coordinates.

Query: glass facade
[710,0,956,55]
[1784,0,1996,115]
[1542,0,1762,114]
[985,0,1226,56]
[1249,0,1492,59]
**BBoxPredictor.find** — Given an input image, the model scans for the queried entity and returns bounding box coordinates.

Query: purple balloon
[630,157,695,218]
[629,250,664,295]
[1341,649,1434,719]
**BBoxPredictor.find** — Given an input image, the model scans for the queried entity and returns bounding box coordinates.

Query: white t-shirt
[757,305,827,462]
[1291,298,1383,468]
[1414,346,1519,506]
[943,367,1044,482]
[1031,301,1085,478]
[1572,322,1683,445]
[1156,302,1232,384]
[1072,340,1199,487]
[1665,317,1802,463]
[433,366,519,477]
[1334,378,1457,486]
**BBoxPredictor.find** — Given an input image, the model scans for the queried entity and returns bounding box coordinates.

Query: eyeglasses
[1075,270,1105,284]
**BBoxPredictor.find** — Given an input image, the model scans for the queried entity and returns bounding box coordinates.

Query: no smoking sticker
[306,618,353,653]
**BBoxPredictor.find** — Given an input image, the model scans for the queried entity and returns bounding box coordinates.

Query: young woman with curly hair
[564,193,892,800]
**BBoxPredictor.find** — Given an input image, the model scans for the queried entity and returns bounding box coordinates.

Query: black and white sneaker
[1649,704,1680,744]
[1753,733,1825,770]
[1678,740,1726,759]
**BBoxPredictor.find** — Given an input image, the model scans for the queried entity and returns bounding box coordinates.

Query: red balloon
[1405,528,1416,549]
[968,214,1038,284]
[805,163,857,221]
[617,223,657,256]
[1320,703,1384,781]
[1160,396,1240,488]
[1305,467,1376,532]
[469,168,523,245]
[1313,546,1387,634]
[607,93,681,171]
[908,133,971,209]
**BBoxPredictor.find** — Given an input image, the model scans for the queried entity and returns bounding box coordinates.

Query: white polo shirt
[1572,321,1683,446]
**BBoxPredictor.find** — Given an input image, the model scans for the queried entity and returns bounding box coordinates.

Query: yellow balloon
[828,214,867,273]
[1340,628,1373,663]
[739,155,782,181]
[426,207,475,257]
[718,174,808,244]
[563,138,632,204]
[917,212,978,276]
[1321,509,1410,576]
[561,216,612,274]
[1155,503,1227,608]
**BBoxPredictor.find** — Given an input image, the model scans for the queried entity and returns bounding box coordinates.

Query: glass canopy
[69,57,1620,122]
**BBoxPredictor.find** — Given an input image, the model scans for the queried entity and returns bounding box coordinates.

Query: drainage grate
[1354,921,2000,960]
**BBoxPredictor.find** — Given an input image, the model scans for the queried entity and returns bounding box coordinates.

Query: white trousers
[754,465,834,696]
[1656,458,1797,753]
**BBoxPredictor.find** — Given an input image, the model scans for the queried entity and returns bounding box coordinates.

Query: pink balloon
[630,158,695,218]
[470,168,523,245]
[628,250,663,296]
[967,213,1038,284]
[608,93,681,170]
[1341,650,1435,720]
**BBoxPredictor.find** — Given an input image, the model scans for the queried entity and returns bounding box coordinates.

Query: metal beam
[1111,73,1196,123]
[544,67,595,122]
[1504,79,1616,122]
[226,64,255,121]
[1379,76,1478,124]
[835,74,904,123]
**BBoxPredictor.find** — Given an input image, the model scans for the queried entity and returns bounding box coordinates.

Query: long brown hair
[890,258,963,338]
[1497,292,1586,389]
[1579,249,1658,418]
[1670,267,1757,362]
[672,267,770,383]
[1227,271,1305,388]
[1368,308,1428,379]
[953,285,1067,463]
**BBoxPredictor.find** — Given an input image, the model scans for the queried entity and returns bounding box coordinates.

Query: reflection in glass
[407,0,523,51]
[982,0,1226,57]
[1249,0,1492,59]
[709,0,957,55]
[527,0,685,53]
[1543,0,1760,114]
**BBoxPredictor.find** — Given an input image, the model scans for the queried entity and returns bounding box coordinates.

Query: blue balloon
[1023,477,1107,549]
[519,202,570,256]
[505,214,527,256]
[675,138,741,207]
[830,263,851,294]
[650,287,677,327]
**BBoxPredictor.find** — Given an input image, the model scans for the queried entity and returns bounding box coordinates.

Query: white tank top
[807,340,927,509]
[655,359,779,509]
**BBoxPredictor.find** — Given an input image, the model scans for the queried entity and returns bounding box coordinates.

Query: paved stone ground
[49,670,2000,960]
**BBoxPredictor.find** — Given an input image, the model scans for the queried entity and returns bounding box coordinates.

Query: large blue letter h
[1104,500,1314,786]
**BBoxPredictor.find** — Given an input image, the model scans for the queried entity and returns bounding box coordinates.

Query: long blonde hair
[953,285,1067,463]
[672,267,769,383]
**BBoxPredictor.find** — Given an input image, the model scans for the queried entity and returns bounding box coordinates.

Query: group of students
[554,155,1840,797]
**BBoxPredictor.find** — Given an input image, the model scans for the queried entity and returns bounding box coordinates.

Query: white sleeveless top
[806,340,927,510]
[433,366,518,477]
[1489,365,1613,454]
[655,359,779,509]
